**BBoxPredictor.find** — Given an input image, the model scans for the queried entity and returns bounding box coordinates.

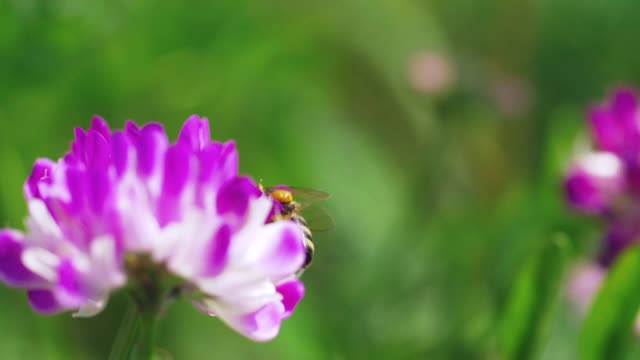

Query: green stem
[136,310,158,360]
[108,302,140,360]
[133,274,162,360]
[119,255,168,359]
[110,286,162,359]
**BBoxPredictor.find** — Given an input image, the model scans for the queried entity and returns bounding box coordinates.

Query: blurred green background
[3,0,640,359]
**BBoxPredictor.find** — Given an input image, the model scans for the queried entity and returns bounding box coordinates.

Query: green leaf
[497,234,571,360]
[580,246,640,360]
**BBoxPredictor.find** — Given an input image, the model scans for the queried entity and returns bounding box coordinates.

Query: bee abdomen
[292,214,314,269]
[303,237,314,269]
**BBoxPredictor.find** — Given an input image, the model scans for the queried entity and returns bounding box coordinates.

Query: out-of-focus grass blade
[580,246,640,360]
[497,234,571,360]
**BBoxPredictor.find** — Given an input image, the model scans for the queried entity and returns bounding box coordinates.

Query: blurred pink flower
[491,75,533,117]
[567,261,640,334]
[408,51,455,94]
[566,262,605,315]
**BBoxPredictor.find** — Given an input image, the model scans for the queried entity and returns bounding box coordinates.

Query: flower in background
[490,74,533,117]
[564,88,640,266]
[408,51,455,95]
[566,262,605,315]
[0,115,306,341]
[566,261,640,334]
[564,87,640,333]
[564,152,625,215]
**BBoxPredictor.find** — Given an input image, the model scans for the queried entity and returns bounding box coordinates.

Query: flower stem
[108,302,140,360]
[136,310,158,360]
[132,271,163,360]
[119,255,169,359]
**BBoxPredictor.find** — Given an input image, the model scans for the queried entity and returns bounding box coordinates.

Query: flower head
[564,88,640,266]
[0,115,306,341]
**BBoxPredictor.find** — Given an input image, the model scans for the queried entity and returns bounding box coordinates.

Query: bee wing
[290,187,331,200]
[283,187,332,201]
[300,205,335,232]
[264,185,333,230]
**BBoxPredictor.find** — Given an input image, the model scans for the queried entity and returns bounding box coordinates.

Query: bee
[262,185,333,272]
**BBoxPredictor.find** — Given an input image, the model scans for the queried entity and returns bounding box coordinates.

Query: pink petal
[276,280,305,319]
[178,115,210,152]
[0,230,43,287]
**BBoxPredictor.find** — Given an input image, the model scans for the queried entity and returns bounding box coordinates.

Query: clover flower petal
[565,152,625,214]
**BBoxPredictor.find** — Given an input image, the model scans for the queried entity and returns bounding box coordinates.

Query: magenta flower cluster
[0,116,306,341]
[565,88,640,266]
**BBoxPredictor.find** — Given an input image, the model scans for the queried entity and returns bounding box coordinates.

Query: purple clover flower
[564,87,640,266]
[0,115,306,341]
